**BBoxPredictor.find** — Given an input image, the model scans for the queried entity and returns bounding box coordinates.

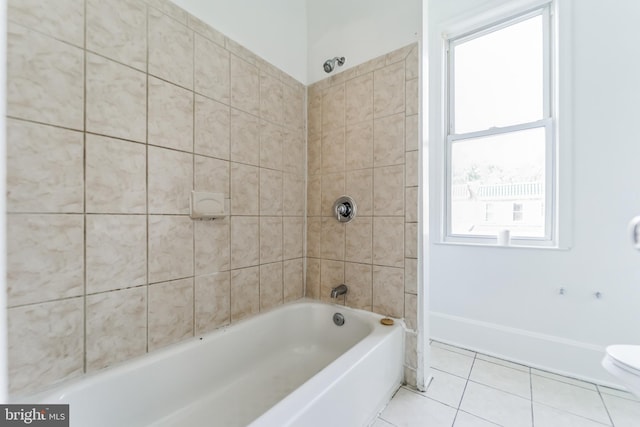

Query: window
[445,4,555,245]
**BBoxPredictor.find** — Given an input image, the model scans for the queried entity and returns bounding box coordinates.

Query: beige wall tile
[148,215,194,283]
[283,83,305,131]
[8,23,84,130]
[322,83,345,130]
[405,222,418,259]
[345,262,372,311]
[284,259,304,302]
[226,37,257,65]
[406,45,419,80]
[194,34,230,103]
[406,115,419,152]
[230,216,260,268]
[260,217,283,264]
[405,293,418,331]
[406,187,418,223]
[231,266,260,321]
[86,134,146,214]
[260,169,283,215]
[195,95,230,160]
[7,214,84,306]
[86,0,146,71]
[283,217,304,260]
[307,86,323,138]
[320,259,345,304]
[385,45,412,65]
[354,55,386,76]
[374,165,405,216]
[346,169,373,216]
[148,146,193,214]
[345,121,373,169]
[86,53,146,142]
[230,162,259,215]
[230,109,260,166]
[195,272,230,334]
[8,298,83,394]
[7,120,83,213]
[405,332,417,368]
[283,173,305,217]
[86,215,147,294]
[147,0,187,23]
[308,136,322,176]
[307,175,322,217]
[8,0,84,47]
[346,73,373,124]
[374,113,405,167]
[194,155,230,197]
[406,78,419,116]
[231,55,260,116]
[322,127,345,174]
[187,14,225,48]
[373,266,404,318]
[406,150,419,187]
[305,257,321,299]
[321,217,345,261]
[148,8,193,89]
[321,172,346,217]
[86,287,147,371]
[373,217,405,268]
[195,219,230,275]
[306,217,321,259]
[260,121,283,170]
[346,216,373,264]
[283,129,305,175]
[148,278,194,350]
[149,76,194,152]
[260,72,284,125]
[373,62,405,119]
[260,262,283,311]
[405,258,418,295]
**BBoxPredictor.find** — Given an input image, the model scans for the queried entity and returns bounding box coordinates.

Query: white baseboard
[430,311,624,389]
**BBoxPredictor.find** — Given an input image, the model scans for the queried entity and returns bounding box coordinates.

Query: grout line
[145,1,150,355]
[82,0,88,376]
[596,386,616,427]
[530,366,535,427]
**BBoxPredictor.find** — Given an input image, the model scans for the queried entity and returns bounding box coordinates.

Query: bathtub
[21,300,404,427]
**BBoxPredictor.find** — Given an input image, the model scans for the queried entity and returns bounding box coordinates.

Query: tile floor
[372,341,640,427]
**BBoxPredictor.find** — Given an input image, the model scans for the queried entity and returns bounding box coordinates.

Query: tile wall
[6,0,306,394]
[305,44,421,385]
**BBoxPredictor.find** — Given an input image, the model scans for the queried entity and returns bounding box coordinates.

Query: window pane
[450,127,546,238]
[453,15,543,133]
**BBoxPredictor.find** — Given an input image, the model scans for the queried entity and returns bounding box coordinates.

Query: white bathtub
[21,300,404,427]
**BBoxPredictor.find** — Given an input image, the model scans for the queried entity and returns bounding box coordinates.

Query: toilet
[602,345,640,397]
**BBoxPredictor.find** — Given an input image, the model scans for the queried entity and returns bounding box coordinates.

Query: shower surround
[306,46,420,384]
[5,0,420,395]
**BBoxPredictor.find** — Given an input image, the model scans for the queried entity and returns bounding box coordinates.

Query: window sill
[434,240,571,251]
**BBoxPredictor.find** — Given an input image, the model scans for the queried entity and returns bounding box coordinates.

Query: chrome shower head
[323,56,345,73]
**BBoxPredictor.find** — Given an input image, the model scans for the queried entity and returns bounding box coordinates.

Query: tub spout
[330,284,348,298]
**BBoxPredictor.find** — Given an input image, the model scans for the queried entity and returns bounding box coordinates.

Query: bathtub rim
[13,298,405,404]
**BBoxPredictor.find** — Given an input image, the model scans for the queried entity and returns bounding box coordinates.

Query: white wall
[307,0,420,83]
[428,0,640,385]
[169,0,420,85]
[169,0,307,83]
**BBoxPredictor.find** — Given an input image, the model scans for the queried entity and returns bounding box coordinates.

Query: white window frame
[437,0,571,249]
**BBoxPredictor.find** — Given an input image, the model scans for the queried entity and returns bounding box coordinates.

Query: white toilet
[602,345,640,397]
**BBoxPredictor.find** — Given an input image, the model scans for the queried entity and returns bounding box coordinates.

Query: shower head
[323,56,345,73]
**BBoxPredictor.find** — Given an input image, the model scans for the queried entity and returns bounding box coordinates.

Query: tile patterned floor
[372,342,640,427]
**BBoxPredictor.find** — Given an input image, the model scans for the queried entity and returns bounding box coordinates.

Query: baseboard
[430,311,624,389]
